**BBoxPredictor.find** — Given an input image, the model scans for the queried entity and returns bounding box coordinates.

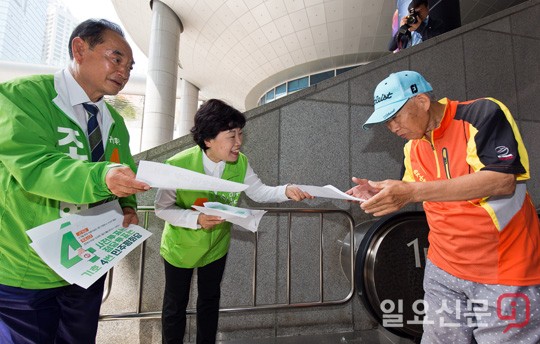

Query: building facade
[0,0,48,64]
[42,0,78,67]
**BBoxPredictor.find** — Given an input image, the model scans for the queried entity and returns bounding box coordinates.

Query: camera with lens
[398,8,420,35]
[405,8,420,25]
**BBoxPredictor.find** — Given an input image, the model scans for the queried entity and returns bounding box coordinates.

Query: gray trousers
[421,260,540,344]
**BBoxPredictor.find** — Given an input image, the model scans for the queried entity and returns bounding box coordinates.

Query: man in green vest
[0,19,150,343]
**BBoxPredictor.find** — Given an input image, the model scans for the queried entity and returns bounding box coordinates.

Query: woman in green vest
[155,99,312,344]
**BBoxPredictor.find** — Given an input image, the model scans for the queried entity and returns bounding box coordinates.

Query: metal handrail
[100,206,355,321]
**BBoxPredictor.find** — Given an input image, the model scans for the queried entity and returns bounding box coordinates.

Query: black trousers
[0,275,106,344]
[162,255,227,344]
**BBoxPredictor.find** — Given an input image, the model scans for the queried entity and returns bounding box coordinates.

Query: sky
[62,0,148,75]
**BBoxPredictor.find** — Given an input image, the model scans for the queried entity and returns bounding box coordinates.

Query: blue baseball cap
[363,71,433,130]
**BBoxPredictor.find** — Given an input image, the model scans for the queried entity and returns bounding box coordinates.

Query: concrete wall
[97,1,540,342]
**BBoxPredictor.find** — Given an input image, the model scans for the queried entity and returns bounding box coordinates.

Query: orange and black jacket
[403,97,540,285]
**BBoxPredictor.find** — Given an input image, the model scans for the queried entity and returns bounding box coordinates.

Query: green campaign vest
[160,146,248,268]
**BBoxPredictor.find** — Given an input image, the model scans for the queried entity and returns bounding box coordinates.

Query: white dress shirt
[60,69,107,136]
[154,150,289,229]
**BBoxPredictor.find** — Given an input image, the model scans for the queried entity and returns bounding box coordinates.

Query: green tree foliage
[105,95,140,120]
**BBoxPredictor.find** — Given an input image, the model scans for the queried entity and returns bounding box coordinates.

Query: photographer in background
[389,0,447,51]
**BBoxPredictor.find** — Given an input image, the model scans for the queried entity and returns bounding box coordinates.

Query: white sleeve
[154,188,201,229]
[243,163,289,203]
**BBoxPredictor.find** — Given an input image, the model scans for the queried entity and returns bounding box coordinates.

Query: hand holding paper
[192,202,266,232]
[285,185,314,201]
[296,184,367,202]
[197,214,225,229]
[106,165,150,197]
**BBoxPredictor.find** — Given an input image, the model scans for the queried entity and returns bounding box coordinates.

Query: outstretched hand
[359,179,415,216]
[345,177,380,202]
[286,185,315,201]
[106,166,151,197]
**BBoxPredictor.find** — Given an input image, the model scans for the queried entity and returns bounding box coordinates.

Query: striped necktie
[82,103,105,162]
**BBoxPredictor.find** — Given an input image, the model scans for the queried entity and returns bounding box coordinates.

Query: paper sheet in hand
[296,184,366,202]
[192,202,266,232]
[27,201,151,289]
[136,160,248,193]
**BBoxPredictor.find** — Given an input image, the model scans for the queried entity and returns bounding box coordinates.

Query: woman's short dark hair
[68,19,125,60]
[191,99,246,150]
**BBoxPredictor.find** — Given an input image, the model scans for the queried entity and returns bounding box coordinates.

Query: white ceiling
[112,0,525,111]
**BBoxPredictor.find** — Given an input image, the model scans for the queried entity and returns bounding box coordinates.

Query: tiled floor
[216,328,418,344]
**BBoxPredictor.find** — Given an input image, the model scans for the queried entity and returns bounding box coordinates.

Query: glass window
[287,77,308,92]
[265,89,275,102]
[336,66,356,75]
[275,83,287,99]
[309,70,334,85]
